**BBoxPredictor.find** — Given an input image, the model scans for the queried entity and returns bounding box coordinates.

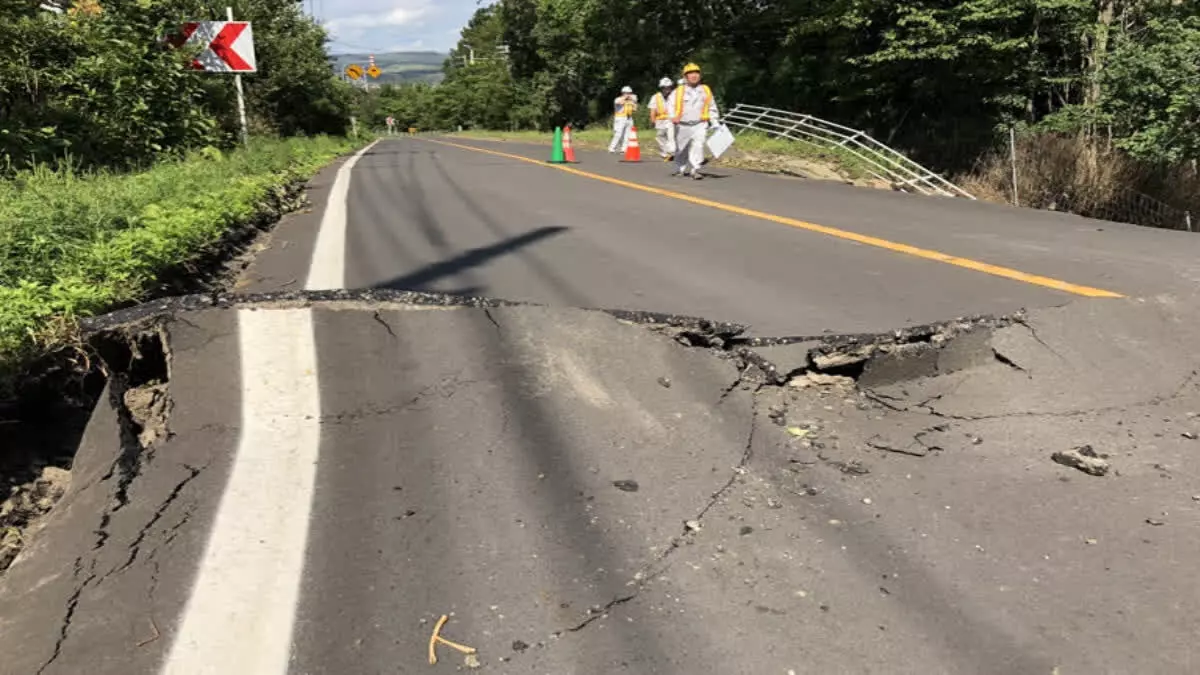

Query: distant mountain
[329,52,447,86]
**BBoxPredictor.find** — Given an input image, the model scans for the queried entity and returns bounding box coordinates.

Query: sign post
[227,7,249,147]
[170,13,258,146]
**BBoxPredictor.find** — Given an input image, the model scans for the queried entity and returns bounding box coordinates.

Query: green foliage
[0,0,354,174]
[365,0,1196,174]
[0,135,365,385]
[234,0,355,137]
[0,1,218,172]
[1099,14,1200,163]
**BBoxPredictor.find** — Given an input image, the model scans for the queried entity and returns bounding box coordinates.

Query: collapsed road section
[0,291,1198,674]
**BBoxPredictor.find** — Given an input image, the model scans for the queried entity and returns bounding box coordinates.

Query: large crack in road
[2,291,1200,674]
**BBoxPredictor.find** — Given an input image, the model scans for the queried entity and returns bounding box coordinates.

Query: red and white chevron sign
[170,21,257,73]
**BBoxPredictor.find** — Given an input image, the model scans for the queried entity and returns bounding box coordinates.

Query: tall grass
[0,135,365,387]
[960,134,1198,230]
[723,131,874,180]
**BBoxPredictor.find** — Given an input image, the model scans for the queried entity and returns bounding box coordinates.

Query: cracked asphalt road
[2,296,1199,674]
[239,137,1200,335]
[4,139,1200,674]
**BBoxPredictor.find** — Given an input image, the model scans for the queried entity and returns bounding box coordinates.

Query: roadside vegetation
[0,137,364,388]
[0,1,364,394]
[362,1,1198,227]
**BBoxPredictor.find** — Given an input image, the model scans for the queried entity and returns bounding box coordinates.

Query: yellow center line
[421,137,1124,299]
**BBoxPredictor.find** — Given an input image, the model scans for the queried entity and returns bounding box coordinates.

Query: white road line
[305,140,379,290]
[162,308,322,675]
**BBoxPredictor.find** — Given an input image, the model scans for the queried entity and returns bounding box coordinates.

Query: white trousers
[674,124,707,173]
[655,124,675,157]
[609,118,632,152]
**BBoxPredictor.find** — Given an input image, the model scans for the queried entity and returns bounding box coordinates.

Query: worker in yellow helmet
[667,63,720,180]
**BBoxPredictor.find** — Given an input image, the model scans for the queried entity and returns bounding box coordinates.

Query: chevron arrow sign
[170,21,257,73]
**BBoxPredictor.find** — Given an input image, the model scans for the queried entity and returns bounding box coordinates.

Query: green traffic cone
[549,127,566,164]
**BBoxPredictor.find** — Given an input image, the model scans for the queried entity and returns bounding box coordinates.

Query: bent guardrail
[724,103,975,199]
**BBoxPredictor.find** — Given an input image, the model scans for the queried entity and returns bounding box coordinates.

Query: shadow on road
[374,226,568,292]
[429,152,592,307]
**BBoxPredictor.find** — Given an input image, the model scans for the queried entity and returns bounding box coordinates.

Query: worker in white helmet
[608,86,638,154]
[648,77,677,160]
[667,62,720,179]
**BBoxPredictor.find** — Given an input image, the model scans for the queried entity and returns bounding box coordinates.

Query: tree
[369,0,1197,174]
[0,0,354,174]
[0,1,219,171]
[1100,11,1200,163]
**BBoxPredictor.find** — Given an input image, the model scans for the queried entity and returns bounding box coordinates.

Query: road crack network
[110,460,212,578]
[552,390,764,638]
[36,369,177,673]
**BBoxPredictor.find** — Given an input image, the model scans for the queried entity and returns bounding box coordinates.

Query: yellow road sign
[345,64,364,80]
[367,64,382,79]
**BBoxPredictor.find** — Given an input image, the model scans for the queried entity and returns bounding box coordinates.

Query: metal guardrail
[723,104,975,199]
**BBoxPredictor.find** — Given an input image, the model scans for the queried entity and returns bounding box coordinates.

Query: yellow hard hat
[682,62,701,76]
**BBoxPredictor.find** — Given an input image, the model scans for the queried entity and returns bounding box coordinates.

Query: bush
[959,133,1198,230]
[0,135,365,387]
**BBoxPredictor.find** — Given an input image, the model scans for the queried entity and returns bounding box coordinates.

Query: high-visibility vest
[614,98,635,119]
[674,84,713,121]
[651,93,670,121]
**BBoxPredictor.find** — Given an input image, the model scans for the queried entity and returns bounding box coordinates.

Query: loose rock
[1051,446,1110,476]
[834,460,871,476]
[612,479,640,493]
[789,373,856,389]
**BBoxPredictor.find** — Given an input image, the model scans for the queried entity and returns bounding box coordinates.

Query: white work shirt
[648,92,672,129]
[667,84,719,125]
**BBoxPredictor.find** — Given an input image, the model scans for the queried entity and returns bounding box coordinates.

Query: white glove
[709,120,720,130]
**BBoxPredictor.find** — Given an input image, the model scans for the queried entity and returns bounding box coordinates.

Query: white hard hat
[621,86,633,94]
[659,77,673,88]
[677,78,685,86]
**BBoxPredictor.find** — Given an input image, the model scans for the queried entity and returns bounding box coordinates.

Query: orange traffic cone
[621,125,642,162]
[563,125,578,163]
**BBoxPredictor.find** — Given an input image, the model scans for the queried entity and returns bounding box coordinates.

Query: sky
[309,0,487,54]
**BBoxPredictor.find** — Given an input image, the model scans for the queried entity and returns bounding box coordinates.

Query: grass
[450,127,875,181]
[0,135,367,388]
[958,133,1199,230]
[724,131,877,181]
